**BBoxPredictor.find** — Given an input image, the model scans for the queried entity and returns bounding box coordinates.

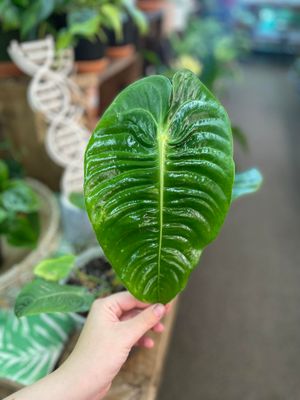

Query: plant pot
[0,29,22,78]
[75,58,108,74]
[68,246,124,298]
[75,37,108,74]
[0,62,22,78]
[60,194,97,251]
[106,44,135,59]
[137,0,166,12]
[0,179,60,307]
[106,15,137,58]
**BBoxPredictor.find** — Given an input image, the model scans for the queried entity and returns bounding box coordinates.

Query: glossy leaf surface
[85,70,234,303]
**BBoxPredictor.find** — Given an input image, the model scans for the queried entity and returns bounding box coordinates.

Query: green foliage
[0,160,40,249]
[0,309,79,385]
[15,278,95,317]
[69,192,86,210]
[0,160,9,190]
[231,125,249,152]
[170,18,249,91]
[0,0,147,47]
[34,254,76,281]
[14,71,263,316]
[232,169,263,201]
[0,0,61,39]
[84,70,235,304]
[56,0,147,49]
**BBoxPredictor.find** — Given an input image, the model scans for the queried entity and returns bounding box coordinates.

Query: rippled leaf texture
[15,279,95,317]
[85,70,235,303]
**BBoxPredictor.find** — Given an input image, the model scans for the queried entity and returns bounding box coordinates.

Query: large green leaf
[84,70,234,304]
[15,279,95,317]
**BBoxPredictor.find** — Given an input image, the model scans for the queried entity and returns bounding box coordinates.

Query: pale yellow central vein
[157,129,168,299]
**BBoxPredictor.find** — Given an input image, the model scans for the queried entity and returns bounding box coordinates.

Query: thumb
[123,304,166,345]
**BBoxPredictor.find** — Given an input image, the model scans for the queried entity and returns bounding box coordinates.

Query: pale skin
[5,292,170,400]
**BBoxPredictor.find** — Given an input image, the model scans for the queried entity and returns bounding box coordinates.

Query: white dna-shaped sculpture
[8,36,89,196]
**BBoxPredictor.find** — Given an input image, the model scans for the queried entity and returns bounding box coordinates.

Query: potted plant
[0,159,60,306]
[57,0,147,67]
[0,159,40,268]
[0,0,66,77]
[105,0,148,58]
[60,192,96,251]
[15,69,262,315]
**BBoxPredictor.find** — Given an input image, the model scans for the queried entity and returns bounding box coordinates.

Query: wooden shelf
[74,53,142,130]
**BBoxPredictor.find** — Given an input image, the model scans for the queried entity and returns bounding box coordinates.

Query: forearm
[4,367,107,400]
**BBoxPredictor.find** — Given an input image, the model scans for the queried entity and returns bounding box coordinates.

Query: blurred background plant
[0,0,147,56]
[0,160,40,265]
[170,18,250,91]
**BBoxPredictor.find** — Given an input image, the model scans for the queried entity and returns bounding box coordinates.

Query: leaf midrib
[157,126,169,300]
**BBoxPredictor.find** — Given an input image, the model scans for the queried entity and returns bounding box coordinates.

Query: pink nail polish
[153,304,165,317]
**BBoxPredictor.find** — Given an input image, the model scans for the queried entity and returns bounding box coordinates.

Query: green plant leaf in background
[34,254,76,282]
[69,192,86,210]
[231,125,249,152]
[232,168,263,201]
[84,70,235,304]
[15,279,95,317]
[20,0,56,39]
[0,160,9,190]
[5,212,39,247]
[0,309,80,385]
[67,8,101,38]
[1,180,39,213]
[101,4,123,42]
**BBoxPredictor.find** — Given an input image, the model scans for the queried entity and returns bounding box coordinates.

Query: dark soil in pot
[75,37,106,61]
[106,15,138,49]
[0,29,20,61]
[68,256,125,297]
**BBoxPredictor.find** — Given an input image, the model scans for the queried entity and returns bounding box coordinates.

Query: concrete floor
[158,58,300,400]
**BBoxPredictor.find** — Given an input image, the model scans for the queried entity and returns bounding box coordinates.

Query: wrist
[56,353,111,400]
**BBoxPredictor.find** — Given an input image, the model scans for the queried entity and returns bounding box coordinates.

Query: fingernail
[153,304,165,317]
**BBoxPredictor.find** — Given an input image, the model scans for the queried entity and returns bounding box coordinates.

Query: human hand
[5,292,170,400]
[59,292,169,400]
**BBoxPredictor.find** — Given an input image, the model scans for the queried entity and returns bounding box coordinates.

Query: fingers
[152,322,164,333]
[136,336,155,349]
[122,303,166,345]
[101,291,150,318]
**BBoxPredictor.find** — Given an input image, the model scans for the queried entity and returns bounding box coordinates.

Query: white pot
[60,194,96,250]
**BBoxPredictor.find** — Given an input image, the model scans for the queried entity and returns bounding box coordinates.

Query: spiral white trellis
[8,36,89,196]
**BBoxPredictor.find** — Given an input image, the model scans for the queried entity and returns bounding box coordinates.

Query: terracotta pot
[0,62,23,78]
[106,44,135,59]
[137,0,165,12]
[75,58,108,74]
